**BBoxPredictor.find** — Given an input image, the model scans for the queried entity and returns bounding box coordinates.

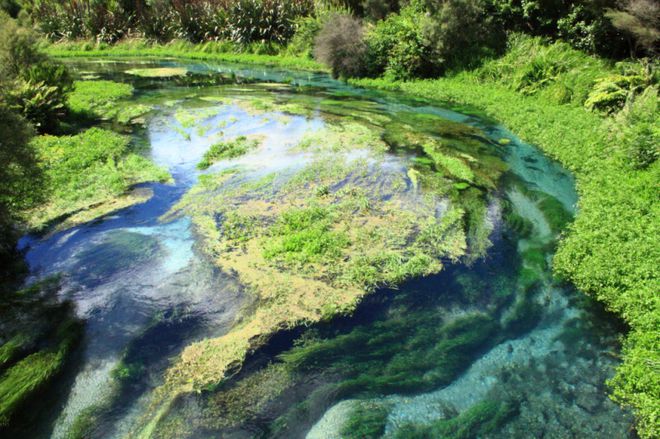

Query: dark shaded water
[13,58,632,438]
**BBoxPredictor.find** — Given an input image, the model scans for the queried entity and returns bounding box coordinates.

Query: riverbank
[44,40,326,73]
[44,44,657,437]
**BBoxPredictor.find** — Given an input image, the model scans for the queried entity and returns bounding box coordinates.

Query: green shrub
[476,34,608,106]
[286,15,323,57]
[584,60,656,114]
[608,85,659,169]
[0,103,40,280]
[4,80,67,132]
[366,3,435,80]
[0,13,72,132]
[421,0,503,73]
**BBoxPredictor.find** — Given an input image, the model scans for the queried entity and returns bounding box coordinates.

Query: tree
[607,0,660,56]
[422,0,504,72]
[0,102,42,282]
[314,14,370,78]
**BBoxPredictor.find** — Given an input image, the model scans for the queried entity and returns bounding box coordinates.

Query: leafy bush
[314,13,370,78]
[421,0,503,73]
[608,86,659,169]
[34,0,135,43]
[286,15,323,57]
[366,2,435,80]
[0,103,41,278]
[0,0,20,17]
[484,0,628,58]
[584,60,657,114]
[361,0,400,20]
[5,80,67,132]
[556,3,616,55]
[476,34,608,105]
[286,1,353,57]
[0,13,72,131]
[606,0,660,56]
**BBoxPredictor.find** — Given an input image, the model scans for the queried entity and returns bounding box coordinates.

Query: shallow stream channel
[16,58,633,438]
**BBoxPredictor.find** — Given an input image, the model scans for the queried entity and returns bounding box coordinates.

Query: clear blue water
[14,58,631,438]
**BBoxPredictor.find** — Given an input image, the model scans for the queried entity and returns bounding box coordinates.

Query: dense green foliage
[313,13,369,78]
[0,12,72,132]
[0,105,39,279]
[14,0,656,60]
[24,0,313,46]
[0,12,67,280]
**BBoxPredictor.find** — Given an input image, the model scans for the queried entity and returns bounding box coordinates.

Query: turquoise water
[11,58,632,438]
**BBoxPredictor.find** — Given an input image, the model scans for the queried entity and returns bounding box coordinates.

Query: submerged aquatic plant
[340,401,390,439]
[197,136,261,169]
[0,279,82,430]
[394,399,519,439]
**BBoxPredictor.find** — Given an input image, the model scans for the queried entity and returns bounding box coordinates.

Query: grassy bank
[47,45,658,437]
[44,40,326,73]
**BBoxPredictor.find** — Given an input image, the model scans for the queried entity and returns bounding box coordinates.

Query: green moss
[197,136,261,169]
